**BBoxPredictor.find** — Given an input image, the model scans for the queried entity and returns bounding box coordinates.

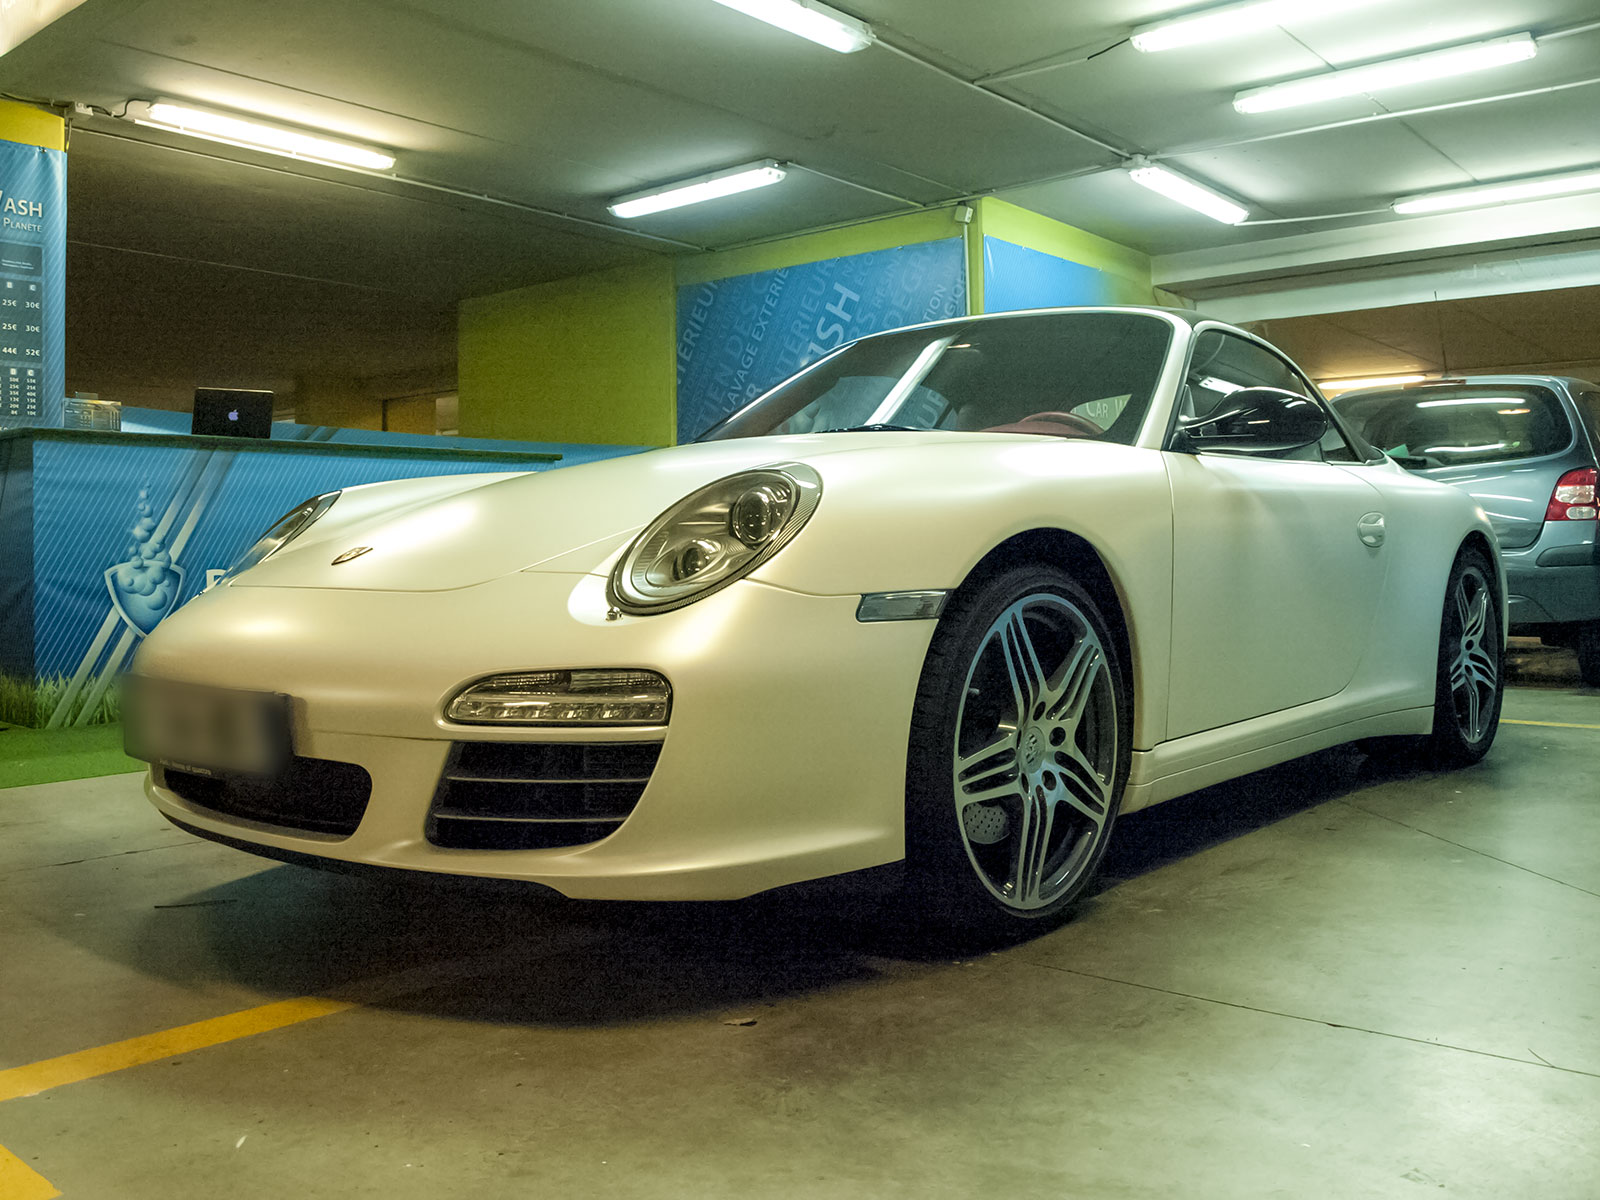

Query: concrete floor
[2,653,1597,1198]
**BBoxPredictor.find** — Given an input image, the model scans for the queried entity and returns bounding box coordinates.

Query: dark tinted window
[1574,389,1600,450]
[701,312,1173,445]
[1336,384,1572,468]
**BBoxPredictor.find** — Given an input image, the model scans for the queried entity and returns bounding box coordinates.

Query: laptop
[191,388,273,439]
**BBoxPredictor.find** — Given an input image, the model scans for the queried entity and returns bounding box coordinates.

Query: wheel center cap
[1021,727,1045,773]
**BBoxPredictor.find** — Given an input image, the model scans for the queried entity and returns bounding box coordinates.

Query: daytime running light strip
[608,160,789,218]
[1234,33,1538,114]
[125,101,395,171]
[1126,161,1249,224]
[1131,0,1380,53]
[709,0,874,53]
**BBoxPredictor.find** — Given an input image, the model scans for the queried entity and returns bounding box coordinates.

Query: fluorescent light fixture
[125,101,395,171]
[710,0,874,53]
[1319,374,1427,394]
[608,160,788,219]
[1393,167,1600,214]
[1131,0,1379,53]
[1234,33,1537,114]
[1417,397,1520,408]
[1126,161,1249,224]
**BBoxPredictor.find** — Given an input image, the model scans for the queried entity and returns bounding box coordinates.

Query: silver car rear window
[1335,383,1570,468]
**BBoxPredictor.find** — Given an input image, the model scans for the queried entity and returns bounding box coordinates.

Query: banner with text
[0,138,64,429]
[675,238,966,442]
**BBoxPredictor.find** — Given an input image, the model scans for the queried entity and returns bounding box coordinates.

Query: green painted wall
[974,197,1155,305]
[458,260,677,446]
[676,205,973,287]
[0,99,65,151]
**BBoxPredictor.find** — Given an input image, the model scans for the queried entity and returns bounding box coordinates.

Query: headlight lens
[610,464,822,613]
[216,491,340,585]
[446,669,671,725]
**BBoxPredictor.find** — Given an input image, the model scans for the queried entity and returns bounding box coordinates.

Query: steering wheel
[981,411,1105,438]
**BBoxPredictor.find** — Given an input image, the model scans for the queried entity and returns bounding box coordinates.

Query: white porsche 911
[125,307,1505,935]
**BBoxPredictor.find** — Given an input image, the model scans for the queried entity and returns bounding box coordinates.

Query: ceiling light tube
[608,160,788,219]
[1131,0,1380,54]
[1393,167,1600,214]
[125,101,396,171]
[1126,160,1249,224]
[1234,33,1538,114]
[710,0,875,53]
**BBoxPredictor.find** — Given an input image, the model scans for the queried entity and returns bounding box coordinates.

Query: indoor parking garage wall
[673,199,1163,441]
[456,200,1163,448]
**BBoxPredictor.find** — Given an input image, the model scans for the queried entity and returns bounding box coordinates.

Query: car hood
[231,431,1055,592]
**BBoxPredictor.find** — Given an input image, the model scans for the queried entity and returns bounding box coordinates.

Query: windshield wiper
[819,423,923,434]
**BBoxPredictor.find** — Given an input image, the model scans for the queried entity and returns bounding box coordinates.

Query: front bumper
[133,570,936,900]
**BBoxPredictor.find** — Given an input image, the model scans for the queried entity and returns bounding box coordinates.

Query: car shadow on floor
[91,742,1463,1027]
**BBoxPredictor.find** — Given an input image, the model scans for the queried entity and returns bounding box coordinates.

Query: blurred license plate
[123,676,290,777]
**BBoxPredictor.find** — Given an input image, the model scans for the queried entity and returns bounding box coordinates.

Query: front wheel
[905,564,1131,936]
[1424,548,1504,767]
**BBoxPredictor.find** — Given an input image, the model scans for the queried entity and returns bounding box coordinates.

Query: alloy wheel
[1449,566,1498,744]
[950,593,1119,911]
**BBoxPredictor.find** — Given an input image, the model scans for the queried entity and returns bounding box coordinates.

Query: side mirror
[1175,387,1329,456]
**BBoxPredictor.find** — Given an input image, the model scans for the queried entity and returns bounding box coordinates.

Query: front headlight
[215,491,341,585]
[609,464,822,613]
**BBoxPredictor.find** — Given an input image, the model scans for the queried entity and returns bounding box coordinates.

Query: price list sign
[0,138,65,429]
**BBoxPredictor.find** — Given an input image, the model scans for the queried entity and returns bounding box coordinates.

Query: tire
[1577,622,1600,688]
[1424,547,1504,767]
[905,563,1131,937]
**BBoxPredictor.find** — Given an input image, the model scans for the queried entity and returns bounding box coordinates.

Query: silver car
[1335,375,1600,686]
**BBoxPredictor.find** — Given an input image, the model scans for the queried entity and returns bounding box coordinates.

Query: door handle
[1358,512,1386,548]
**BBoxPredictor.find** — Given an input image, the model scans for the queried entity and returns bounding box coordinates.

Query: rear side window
[1574,389,1600,451]
[1335,384,1572,468]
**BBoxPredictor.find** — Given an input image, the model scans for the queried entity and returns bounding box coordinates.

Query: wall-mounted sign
[675,238,967,442]
[0,138,65,429]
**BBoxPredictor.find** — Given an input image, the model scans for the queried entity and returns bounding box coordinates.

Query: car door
[1163,330,1390,740]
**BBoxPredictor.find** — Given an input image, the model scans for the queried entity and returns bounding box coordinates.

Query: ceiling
[2,0,1599,410]
[1254,283,1600,385]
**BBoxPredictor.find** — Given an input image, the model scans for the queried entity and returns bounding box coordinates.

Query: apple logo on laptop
[228,410,239,421]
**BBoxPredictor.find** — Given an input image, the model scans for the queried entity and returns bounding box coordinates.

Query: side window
[1183,330,1355,461]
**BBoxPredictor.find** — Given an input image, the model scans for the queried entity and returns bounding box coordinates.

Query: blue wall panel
[675,239,966,441]
[982,237,1119,314]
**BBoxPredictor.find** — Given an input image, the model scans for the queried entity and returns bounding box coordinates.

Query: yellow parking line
[1503,718,1600,731]
[0,996,355,1104]
[0,1142,60,1200]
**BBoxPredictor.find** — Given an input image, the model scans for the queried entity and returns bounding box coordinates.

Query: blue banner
[0,432,641,727]
[982,237,1120,314]
[675,238,967,442]
[0,138,65,429]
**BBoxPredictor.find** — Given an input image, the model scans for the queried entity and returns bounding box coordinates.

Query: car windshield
[698,311,1174,444]
[1335,383,1572,468]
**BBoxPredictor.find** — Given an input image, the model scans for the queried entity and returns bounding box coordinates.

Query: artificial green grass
[0,722,144,789]
[0,671,121,728]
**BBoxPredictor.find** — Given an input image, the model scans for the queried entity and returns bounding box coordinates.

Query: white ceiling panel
[0,0,1596,406]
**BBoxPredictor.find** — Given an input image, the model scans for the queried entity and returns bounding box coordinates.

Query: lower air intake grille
[160,757,372,837]
[426,741,661,851]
